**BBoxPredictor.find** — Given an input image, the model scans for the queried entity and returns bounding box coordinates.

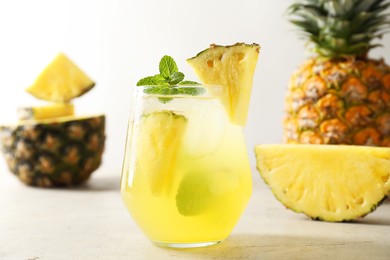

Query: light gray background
[0,0,389,176]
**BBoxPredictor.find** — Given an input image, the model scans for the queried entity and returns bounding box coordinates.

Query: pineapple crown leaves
[288,0,390,59]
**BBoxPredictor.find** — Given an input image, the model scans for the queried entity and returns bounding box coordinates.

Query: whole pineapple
[284,0,390,146]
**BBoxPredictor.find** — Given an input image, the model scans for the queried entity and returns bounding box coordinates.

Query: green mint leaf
[178,87,205,96]
[143,86,205,97]
[176,172,212,216]
[153,74,166,82]
[169,72,185,85]
[143,86,175,95]
[158,97,173,103]
[136,74,166,86]
[143,85,170,95]
[178,80,201,86]
[159,55,178,79]
[136,76,157,86]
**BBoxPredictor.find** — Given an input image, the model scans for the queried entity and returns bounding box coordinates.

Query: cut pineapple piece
[0,115,105,187]
[187,43,260,125]
[26,53,95,102]
[137,111,187,196]
[18,103,74,120]
[255,144,390,222]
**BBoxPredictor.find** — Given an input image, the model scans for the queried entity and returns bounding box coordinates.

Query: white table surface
[1,169,389,260]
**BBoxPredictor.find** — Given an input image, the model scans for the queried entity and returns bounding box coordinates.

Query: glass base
[153,240,222,249]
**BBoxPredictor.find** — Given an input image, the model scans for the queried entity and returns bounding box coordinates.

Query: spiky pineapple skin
[284,58,390,146]
[0,115,105,187]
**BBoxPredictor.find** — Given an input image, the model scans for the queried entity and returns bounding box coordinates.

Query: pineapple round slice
[26,53,95,102]
[0,115,105,187]
[187,43,260,125]
[17,103,75,120]
[255,144,390,222]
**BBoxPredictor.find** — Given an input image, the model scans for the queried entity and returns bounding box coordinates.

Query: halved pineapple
[18,103,74,120]
[0,115,105,187]
[255,144,390,222]
[136,111,187,196]
[187,43,260,125]
[26,53,95,102]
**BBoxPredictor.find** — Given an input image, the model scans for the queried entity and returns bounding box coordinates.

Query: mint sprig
[137,55,201,98]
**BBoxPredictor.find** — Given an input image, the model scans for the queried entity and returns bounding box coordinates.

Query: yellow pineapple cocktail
[121,85,252,248]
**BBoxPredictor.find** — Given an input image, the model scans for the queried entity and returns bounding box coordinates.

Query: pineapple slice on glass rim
[187,43,260,126]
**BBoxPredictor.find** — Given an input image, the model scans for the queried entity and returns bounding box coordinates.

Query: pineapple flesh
[255,144,390,222]
[26,53,95,102]
[18,103,75,120]
[187,43,260,125]
[136,111,187,196]
[284,0,390,146]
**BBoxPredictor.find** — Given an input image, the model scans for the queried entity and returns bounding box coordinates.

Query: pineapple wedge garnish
[26,53,95,102]
[187,43,260,125]
[255,144,390,222]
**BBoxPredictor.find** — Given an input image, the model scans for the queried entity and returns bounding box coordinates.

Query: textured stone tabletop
[1,169,389,260]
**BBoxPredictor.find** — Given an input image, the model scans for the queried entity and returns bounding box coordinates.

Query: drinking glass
[121,85,252,248]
